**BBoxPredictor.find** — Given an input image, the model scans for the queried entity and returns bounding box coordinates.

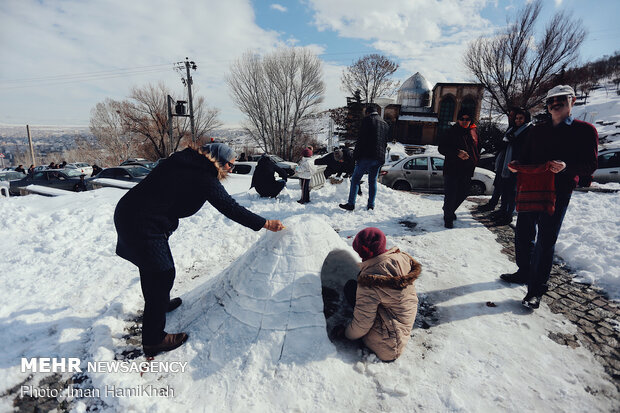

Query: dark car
[9,169,87,195]
[120,158,160,169]
[0,171,26,182]
[91,165,151,183]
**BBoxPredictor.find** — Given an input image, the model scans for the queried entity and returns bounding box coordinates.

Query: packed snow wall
[183,214,357,368]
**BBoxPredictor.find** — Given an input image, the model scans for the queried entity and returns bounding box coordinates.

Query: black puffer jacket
[250,155,288,194]
[354,113,389,163]
[438,124,480,177]
[114,148,266,269]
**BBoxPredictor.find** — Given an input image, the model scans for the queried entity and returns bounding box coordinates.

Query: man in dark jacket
[339,103,389,211]
[250,154,288,198]
[500,85,598,309]
[438,109,480,228]
[114,144,284,356]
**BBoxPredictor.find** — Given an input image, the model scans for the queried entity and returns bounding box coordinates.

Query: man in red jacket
[500,85,598,309]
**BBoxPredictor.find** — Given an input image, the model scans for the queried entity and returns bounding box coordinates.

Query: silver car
[379,154,495,195]
[592,148,620,184]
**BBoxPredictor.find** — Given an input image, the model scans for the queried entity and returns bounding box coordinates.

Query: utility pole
[185,58,196,143]
[174,58,198,143]
[26,125,36,165]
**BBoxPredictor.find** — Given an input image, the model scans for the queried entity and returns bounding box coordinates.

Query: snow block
[186,214,352,365]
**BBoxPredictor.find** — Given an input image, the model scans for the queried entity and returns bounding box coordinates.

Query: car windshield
[63,169,84,177]
[127,166,151,177]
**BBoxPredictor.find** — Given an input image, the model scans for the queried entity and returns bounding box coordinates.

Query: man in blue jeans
[339,103,388,211]
[500,85,598,309]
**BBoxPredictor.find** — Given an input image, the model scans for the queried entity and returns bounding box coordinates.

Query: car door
[402,156,430,189]
[593,151,620,183]
[429,157,445,190]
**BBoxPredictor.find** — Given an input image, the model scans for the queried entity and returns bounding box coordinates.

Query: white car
[230,161,257,175]
[379,154,495,195]
[66,162,93,176]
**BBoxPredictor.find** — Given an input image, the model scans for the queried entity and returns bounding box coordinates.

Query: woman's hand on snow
[264,220,285,232]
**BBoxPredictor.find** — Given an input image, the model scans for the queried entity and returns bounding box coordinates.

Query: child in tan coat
[337,227,421,361]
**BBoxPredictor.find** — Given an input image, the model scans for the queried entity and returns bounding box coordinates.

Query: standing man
[438,109,480,228]
[339,103,389,211]
[500,85,598,309]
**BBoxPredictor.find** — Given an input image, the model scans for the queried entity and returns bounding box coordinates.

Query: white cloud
[306,0,497,85]
[0,0,286,126]
[270,4,288,12]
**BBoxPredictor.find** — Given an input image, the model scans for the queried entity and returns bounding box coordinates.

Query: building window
[438,96,455,134]
[461,97,477,119]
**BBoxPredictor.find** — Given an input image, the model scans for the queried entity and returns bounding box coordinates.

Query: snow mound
[184,214,348,366]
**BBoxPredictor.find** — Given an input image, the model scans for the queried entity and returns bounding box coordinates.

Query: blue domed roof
[397,72,432,108]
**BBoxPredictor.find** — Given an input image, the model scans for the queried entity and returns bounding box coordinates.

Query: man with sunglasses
[500,85,598,309]
[438,108,480,228]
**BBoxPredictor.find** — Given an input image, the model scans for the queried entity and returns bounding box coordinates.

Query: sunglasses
[545,95,568,106]
[224,161,235,169]
[458,117,471,122]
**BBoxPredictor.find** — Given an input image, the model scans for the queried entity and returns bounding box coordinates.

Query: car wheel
[469,181,485,195]
[73,184,84,192]
[392,180,411,191]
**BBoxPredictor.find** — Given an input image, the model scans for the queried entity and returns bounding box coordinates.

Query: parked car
[247,154,297,177]
[593,148,620,184]
[230,161,257,175]
[65,162,93,176]
[90,165,151,183]
[477,153,497,172]
[379,154,495,195]
[0,170,26,182]
[120,158,160,169]
[9,168,87,195]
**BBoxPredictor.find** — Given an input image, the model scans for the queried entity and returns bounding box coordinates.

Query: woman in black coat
[114,143,284,356]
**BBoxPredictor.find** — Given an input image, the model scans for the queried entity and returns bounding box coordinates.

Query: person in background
[332,227,421,362]
[238,152,247,162]
[14,164,25,174]
[477,107,516,212]
[438,108,480,228]
[339,103,388,211]
[27,165,35,175]
[91,164,103,177]
[251,154,288,198]
[500,85,598,309]
[492,107,533,226]
[114,143,284,356]
[295,147,317,204]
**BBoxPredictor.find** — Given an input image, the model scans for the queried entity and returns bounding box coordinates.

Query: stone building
[381,72,484,146]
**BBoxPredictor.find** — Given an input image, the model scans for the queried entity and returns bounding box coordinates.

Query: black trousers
[257,180,286,198]
[443,175,472,222]
[139,267,175,345]
[300,178,311,202]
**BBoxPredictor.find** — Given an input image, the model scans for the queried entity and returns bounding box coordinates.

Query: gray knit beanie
[202,143,237,165]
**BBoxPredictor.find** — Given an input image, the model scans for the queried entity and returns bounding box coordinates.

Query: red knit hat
[352,227,387,261]
[302,148,313,157]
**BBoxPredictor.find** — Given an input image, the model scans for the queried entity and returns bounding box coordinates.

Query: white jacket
[295,157,317,179]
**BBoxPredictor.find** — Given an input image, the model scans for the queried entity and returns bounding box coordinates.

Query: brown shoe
[143,333,188,357]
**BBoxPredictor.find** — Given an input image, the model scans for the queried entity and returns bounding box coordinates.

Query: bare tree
[464,0,586,114]
[113,83,222,160]
[228,48,325,160]
[341,54,399,104]
[89,98,137,165]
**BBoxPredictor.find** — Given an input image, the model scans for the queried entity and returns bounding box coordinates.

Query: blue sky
[0,0,618,127]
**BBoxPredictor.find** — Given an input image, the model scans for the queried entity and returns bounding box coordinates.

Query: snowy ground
[0,172,618,412]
